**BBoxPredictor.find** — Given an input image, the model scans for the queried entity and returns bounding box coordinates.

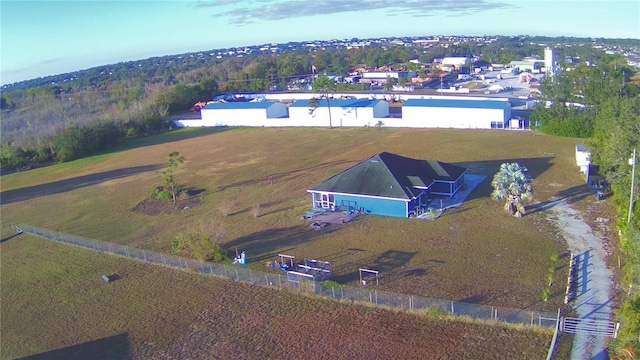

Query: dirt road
[546,199,614,360]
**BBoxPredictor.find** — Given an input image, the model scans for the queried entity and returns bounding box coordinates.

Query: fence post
[341,287,344,299]
[250,269,253,283]
[162,255,167,264]
[369,291,373,304]
[201,261,205,273]
[210,264,213,275]
[108,243,112,253]
[143,250,147,262]
[410,295,413,310]
[235,269,239,281]
[125,247,129,257]
[451,301,454,314]
[332,287,335,298]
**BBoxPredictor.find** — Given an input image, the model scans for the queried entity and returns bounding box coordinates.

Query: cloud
[198,0,514,25]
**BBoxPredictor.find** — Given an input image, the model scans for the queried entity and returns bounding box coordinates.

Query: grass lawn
[1,127,588,312]
[1,128,584,310]
[1,234,562,359]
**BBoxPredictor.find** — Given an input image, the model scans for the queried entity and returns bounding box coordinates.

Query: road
[546,199,614,360]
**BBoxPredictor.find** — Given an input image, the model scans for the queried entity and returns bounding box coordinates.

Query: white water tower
[544,47,554,70]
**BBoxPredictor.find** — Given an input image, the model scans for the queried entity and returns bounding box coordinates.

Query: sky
[1,0,639,85]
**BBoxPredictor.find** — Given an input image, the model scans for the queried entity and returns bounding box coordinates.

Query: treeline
[532,54,640,356]
[532,53,638,138]
[0,79,218,172]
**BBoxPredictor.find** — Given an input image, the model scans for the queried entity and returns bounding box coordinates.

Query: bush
[172,230,229,263]
[321,280,344,288]
[147,186,172,201]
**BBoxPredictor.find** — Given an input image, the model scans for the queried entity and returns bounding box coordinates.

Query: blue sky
[1,0,639,85]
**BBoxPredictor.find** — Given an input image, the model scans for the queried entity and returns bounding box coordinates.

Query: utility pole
[629,148,637,225]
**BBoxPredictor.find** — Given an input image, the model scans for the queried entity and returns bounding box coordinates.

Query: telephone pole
[629,148,637,225]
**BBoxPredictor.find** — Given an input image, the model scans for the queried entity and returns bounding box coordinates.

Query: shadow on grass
[109,127,232,154]
[526,183,594,215]
[332,249,417,284]
[0,231,23,243]
[225,224,340,264]
[17,333,130,360]
[1,165,162,205]
[215,159,352,192]
[453,157,554,202]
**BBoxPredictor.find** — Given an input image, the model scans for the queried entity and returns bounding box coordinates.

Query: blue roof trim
[403,98,510,110]
[290,99,380,108]
[202,101,278,109]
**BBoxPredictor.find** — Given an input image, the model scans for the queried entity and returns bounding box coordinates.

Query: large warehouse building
[391,98,511,129]
[174,101,288,127]
[172,93,514,130]
[288,99,389,127]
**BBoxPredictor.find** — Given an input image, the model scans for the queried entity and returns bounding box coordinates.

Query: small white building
[390,98,511,129]
[175,101,288,127]
[576,143,591,174]
[440,57,469,71]
[288,99,389,127]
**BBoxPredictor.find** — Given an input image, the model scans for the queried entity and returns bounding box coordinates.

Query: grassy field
[1,127,587,357]
[1,234,561,359]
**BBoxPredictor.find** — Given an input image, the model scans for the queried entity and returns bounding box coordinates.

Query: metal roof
[308,152,467,200]
[202,101,279,110]
[403,98,510,110]
[290,99,380,108]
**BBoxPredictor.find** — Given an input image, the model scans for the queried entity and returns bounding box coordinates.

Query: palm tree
[491,162,533,217]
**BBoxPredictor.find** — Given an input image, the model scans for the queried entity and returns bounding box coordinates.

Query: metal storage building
[176,101,288,127]
[391,98,511,129]
[288,99,389,127]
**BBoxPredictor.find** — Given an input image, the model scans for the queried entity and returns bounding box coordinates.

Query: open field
[1,127,589,357]
[1,234,562,359]
[1,127,587,309]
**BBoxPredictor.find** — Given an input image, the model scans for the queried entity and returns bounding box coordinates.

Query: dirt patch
[133,191,203,215]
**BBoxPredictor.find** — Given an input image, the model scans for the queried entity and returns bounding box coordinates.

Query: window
[490,121,504,129]
[315,193,335,209]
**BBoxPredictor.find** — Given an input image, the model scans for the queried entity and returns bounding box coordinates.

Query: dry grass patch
[1,128,587,312]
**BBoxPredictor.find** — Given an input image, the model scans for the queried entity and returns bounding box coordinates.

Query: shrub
[172,230,229,262]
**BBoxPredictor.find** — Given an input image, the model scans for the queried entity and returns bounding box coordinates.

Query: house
[307,152,468,218]
[508,61,541,73]
[288,99,389,127]
[440,57,469,71]
[174,101,288,127]
[391,98,511,129]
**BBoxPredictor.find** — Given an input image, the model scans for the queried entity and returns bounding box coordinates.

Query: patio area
[416,173,486,219]
[303,208,358,226]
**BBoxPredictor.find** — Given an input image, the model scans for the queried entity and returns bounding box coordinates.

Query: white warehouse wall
[199,102,287,126]
[394,107,508,129]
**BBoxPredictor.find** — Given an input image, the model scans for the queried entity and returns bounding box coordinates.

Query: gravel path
[545,198,614,360]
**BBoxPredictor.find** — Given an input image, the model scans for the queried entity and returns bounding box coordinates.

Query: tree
[491,163,533,217]
[383,76,398,91]
[308,74,337,128]
[163,151,185,203]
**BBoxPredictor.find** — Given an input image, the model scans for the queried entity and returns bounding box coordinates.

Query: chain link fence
[17,223,558,328]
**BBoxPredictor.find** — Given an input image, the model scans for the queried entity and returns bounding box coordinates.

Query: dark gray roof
[309,152,467,200]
